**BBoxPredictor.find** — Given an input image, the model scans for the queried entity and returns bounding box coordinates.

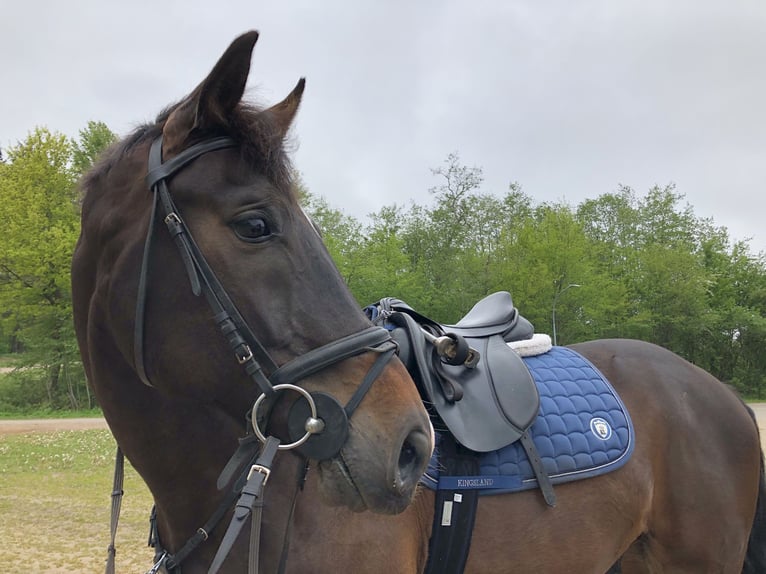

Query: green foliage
[72,121,118,175]
[0,123,116,412]
[301,154,766,398]
[3,121,766,410]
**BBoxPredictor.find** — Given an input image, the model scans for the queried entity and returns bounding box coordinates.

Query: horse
[72,31,434,573]
[71,31,766,573]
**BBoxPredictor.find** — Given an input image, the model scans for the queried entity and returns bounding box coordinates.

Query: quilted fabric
[421,346,634,494]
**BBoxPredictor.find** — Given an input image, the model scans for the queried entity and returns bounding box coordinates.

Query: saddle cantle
[366,292,539,453]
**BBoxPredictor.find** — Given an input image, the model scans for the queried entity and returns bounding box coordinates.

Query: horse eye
[231,216,272,242]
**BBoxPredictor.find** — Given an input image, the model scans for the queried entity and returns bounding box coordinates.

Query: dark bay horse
[72,31,766,573]
[72,31,433,573]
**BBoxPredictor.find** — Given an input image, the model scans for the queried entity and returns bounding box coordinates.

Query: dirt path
[750,403,766,448]
[3,406,766,446]
[0,417,108,435]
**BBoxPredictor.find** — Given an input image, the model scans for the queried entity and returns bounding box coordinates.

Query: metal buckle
[236,345,253,364]
[164,212,181,225]
[145,551,168,574]
[248,463,271,485]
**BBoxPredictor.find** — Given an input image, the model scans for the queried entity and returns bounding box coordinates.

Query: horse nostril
[399,438,418,470]
[396,430,430,489]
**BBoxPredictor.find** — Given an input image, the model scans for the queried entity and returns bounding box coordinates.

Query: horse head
[72,30,432,567]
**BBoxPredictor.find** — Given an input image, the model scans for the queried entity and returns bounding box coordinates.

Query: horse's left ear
[264,78,306,139]
[163,31,259,152]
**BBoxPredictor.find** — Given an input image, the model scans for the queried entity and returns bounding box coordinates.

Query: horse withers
[72,31,432,572]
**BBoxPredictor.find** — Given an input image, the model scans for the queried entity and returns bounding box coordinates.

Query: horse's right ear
[162,31,259,155]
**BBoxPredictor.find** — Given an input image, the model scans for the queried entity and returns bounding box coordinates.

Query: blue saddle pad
[421,346,634,495]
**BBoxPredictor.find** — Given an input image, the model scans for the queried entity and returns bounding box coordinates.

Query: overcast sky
[3,1,764,253]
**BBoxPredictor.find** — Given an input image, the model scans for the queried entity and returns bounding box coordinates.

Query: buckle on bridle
[247,463,271,484]
[164,212,181,225]
[145,551,168,574]
[236,345,253,364]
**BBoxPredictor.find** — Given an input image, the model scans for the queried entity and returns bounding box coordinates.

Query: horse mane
[81,100,297,201]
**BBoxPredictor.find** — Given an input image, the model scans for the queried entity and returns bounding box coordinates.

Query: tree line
[302,153,766,399]
[1,129,764,412]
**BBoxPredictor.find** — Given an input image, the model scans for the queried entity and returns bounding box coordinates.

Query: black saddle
[367,292,540,452]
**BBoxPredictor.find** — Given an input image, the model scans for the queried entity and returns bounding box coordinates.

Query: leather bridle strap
[136,134,398,399]
[208,436,281,574]
[269,326,394,386]
[104,447,124,574]
[135,136,278,395]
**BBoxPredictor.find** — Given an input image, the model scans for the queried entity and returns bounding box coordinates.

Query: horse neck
[94,352,243,549]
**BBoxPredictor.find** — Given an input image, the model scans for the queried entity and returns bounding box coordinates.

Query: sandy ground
[2,406,766,447]
[0,417,109,435]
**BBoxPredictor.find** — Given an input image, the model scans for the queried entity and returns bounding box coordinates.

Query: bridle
[112,134,399,573]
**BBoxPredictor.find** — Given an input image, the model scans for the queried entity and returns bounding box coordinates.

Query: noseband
[130,135,398,573]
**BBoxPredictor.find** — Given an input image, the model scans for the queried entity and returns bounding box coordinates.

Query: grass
[0,429,155,572]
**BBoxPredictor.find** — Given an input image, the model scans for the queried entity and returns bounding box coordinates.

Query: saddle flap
[437,336,540,451]
[391,312,540,452]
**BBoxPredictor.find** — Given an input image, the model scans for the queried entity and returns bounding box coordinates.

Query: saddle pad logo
[590,417,612,441]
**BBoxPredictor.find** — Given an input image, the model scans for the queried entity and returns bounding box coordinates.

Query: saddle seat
[366,292,540,453]
[446,291,534,340]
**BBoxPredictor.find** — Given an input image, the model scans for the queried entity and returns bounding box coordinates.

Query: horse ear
[264,78,306,139]
[163,31,259,151]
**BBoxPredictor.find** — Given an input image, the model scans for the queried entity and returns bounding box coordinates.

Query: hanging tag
[441,500,454,526]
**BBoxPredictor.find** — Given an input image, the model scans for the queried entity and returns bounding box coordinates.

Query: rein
[105,135,399,573]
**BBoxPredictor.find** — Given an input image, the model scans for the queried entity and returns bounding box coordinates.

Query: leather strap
[145,136,238,189]
[424,436,479,574]
[105,448,125,574]
[269,326,393,387]
[519,431,556,506]
[208,436,281,574]
[217,434,263,490]
[136,136,279,394]
[343,342,397,416]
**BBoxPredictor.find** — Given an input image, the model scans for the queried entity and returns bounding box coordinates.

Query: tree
[0,128,80,407]
[298,184,364,289]
[295,156,766,398]
[72,121,118,175]
[399,153,493,320]
[0,123,116,410]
